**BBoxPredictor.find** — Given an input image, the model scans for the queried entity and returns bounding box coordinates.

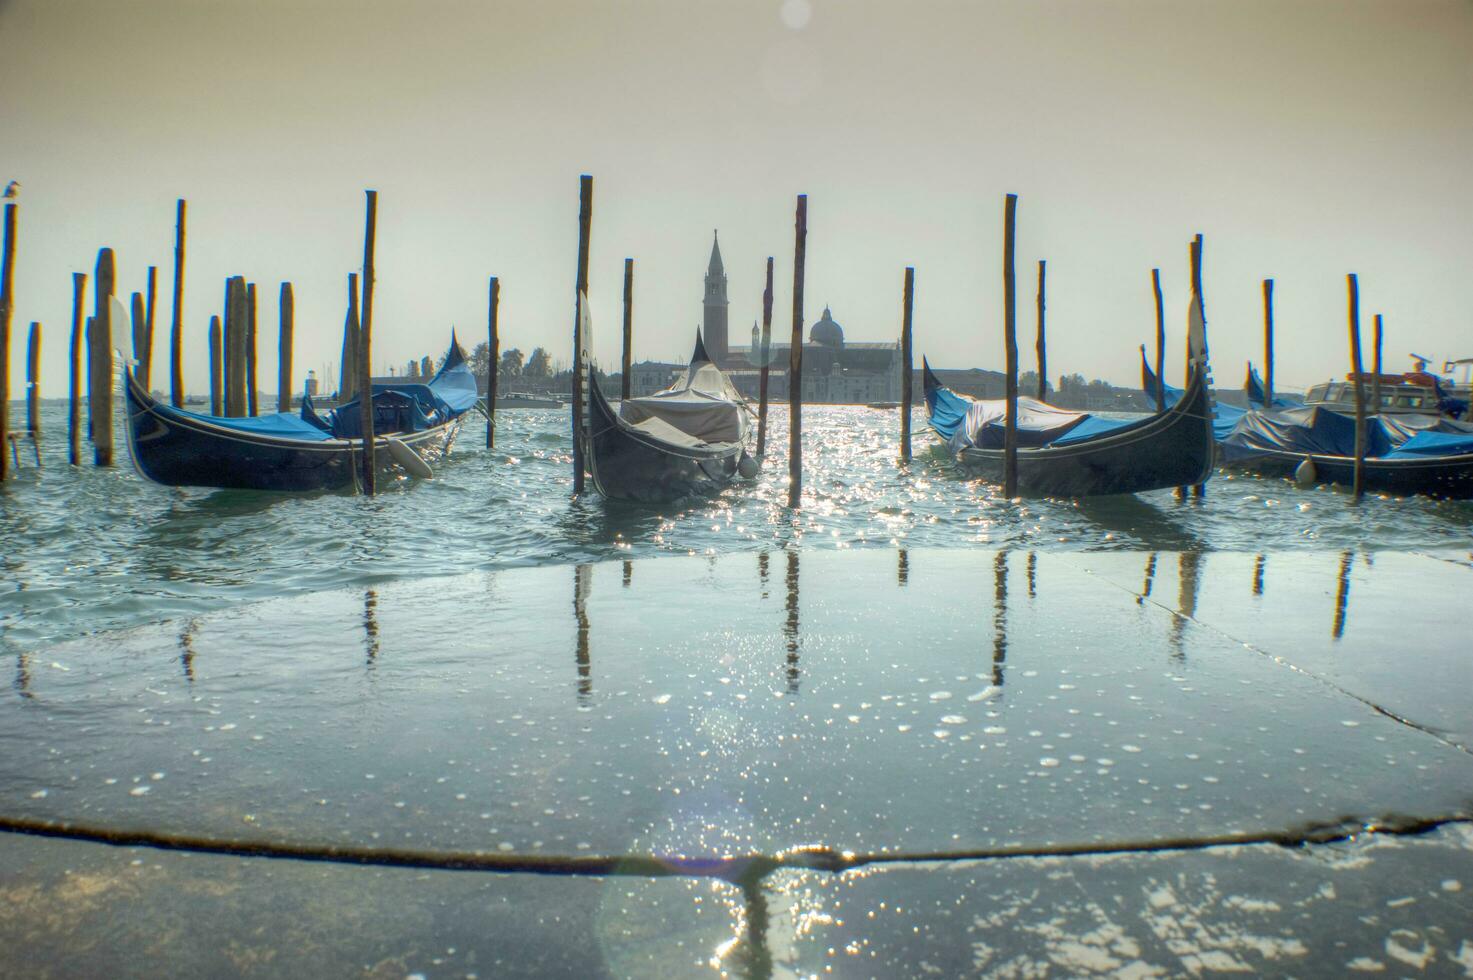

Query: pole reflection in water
[1333,550,1353,640]
[13,653,32,700]
[720,879,773,980]
[1026,551,1036,599]
[364,589,380,667]
[783,550,800,693]
[1170,551,1202,661]
[621,559,631,589]
[1253,553,1265,597]
[757,551,769,599]
[897,548,909,587]
[1139,552,1158,605]
[991,551,1008,687]
[179,620,197,682]
[574,563,592,704]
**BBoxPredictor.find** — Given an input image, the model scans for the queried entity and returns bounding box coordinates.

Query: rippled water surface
[2,402,1471,652]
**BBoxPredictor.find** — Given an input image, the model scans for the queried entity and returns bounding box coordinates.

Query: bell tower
[703,230,729,364]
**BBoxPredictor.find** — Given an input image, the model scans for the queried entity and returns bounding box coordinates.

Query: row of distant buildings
[626,232,1149,410]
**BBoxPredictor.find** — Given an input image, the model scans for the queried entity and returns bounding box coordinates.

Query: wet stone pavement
[1,549,1471,977]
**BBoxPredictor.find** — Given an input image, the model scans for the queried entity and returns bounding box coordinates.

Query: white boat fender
[386,436,433,479]
[1293,456,1316,489]
[737,451,760,479]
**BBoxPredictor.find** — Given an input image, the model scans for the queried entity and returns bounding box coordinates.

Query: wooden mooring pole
[130,292,146,383]
[1262,278,1274,408]
[91,248,115,466]
[278,282,294,412]
[756,256,774,457]
[1371,313,1383,417]
[359,189,379,496]
[788,195,807,509]
[26,321,40,464]
[208,315,223,416]
[899,265,914,462]
[571,175,592,494]
[1035,259,1047,402]
[68,272,85,465]
[143,265,157,390]
[621,258,633,400]
[225,276,247,417]
[1002,194,1019,499]
[246,282,259,416]
[1348,274,1366,502]
[1188,235,1206,498]
[486,275,500,448]
[0,202,15,481]
[1151,268,1165,414]
[340,273,359,402]
[170,199,186,407]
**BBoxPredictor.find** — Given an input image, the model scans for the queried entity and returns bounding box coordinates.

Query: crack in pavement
[1074,559,1472,759]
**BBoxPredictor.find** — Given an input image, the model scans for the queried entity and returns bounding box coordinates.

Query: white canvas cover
[949,396,1087,453]
[620,360,750,446]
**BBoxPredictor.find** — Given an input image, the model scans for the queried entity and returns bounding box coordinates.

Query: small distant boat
[1302,374,1468,419]
[583,330,755,503]
[126,336,479,491]
[924,300,1216,497]
[866,401,901,410]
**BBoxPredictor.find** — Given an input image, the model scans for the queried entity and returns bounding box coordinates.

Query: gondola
[582,330,755,503]
[1218,405,1473,499]
[126,336,479,491]
[924,300,1216,497]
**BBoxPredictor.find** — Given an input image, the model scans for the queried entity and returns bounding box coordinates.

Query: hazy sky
[2,0,1470,398]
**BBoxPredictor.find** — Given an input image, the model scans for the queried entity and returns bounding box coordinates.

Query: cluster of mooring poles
[0,190,396,495]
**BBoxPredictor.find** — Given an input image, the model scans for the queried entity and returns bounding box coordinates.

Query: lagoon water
[3,401,1472,976]
[3,401,1470,655]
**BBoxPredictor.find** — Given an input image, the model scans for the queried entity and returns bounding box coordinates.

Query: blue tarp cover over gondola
[145,403,337,441]
[1222,406,1394,460]
[1222,406,1473,461]
[923,361,1146,452]
[319,338,480,439]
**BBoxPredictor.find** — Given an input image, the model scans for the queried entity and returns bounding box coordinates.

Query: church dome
[810,306,844,348]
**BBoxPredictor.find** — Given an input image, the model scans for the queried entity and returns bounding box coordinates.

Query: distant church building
[627,231,902,403]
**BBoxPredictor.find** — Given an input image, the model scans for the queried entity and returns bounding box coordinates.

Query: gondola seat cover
[619,362,748,446]
[155,407,337,441]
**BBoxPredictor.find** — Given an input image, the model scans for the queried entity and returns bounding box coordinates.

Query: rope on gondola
[0,812,1465,884]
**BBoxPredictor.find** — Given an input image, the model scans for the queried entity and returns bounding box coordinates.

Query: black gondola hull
[936,361,1215,498]
[1222,449,1473,499]
[126,374,460,492]
[584,375,742,503]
